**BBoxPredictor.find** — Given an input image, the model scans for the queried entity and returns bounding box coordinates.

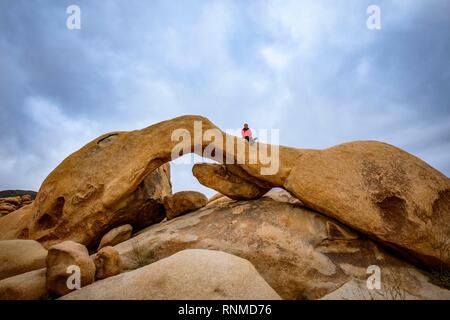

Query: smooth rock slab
[60,249,281,300]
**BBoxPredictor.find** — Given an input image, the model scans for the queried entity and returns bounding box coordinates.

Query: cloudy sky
[1,0,449,197]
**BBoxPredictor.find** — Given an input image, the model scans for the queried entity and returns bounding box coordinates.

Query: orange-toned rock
[29,163,171,248]
[93,246,121,280]
[0,205,34,240]
[193,163,271,200]
[46,241,96,297]
[284,141,450,269]
[163,191,208,220]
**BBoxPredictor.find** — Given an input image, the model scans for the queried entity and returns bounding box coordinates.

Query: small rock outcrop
[163,191,208,220]
[0,205,33,240]
[0,194,34,217]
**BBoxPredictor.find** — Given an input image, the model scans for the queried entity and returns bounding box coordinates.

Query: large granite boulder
[114,194,450,300]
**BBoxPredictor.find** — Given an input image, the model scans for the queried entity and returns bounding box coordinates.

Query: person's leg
[244,136,250,142]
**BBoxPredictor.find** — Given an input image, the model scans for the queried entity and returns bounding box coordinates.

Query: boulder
[283,141,450,269]
[29,163,171,248]
[98,224,133,250]
[0,268,47,300]
[0,193,36,216]
[0,239,47,280]
[0,203,17,215]
[93,246,122,280]
[0,205,33,240]
[46,241,96,297]
[193,163,271,200]
[59,249,281,300]
[114,197,450,300]
[163,191,208,220]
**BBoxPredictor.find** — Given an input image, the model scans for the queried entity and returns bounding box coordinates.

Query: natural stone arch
[3,114,448,270]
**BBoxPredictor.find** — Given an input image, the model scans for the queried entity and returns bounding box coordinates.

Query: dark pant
[244,136,250,142]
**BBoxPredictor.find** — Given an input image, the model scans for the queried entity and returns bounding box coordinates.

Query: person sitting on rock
[241,123,257,144]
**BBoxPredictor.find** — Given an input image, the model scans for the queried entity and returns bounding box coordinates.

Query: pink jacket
[241,128,252,138]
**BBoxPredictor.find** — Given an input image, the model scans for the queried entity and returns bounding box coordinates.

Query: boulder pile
[0,115,449,300]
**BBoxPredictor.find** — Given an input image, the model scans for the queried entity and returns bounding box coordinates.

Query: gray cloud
[0,0,449,197]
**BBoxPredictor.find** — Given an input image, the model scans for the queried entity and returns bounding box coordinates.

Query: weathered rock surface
[98,224,133,250]
[60,249,281,300]
[46,241,96,297]
[0,205,34,240]
[283,141,450,269]
[320,273,450,300]
[0,268,47,300]
[0,194,34,216]
[193,163,271,200]
[0,239,47,280]
[114,196,449,300]
[93,246,122,280]
[30,163,171,248]
[163,191,207,220]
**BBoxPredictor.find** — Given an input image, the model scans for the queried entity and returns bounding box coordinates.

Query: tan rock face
[283,141,450,269]
[93,246,122,280]
[29,163,171,248]
[59,249,281,300]
[0,239,47,280]
[98,224,133,250]
[193,163,272,200]
[163,191,208,220]
[0,205,34,241]
[114,197,449,300]
[0,268,47,300]
[46,241,96,297]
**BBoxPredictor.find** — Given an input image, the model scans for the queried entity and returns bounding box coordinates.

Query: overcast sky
[1,0,449,197]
